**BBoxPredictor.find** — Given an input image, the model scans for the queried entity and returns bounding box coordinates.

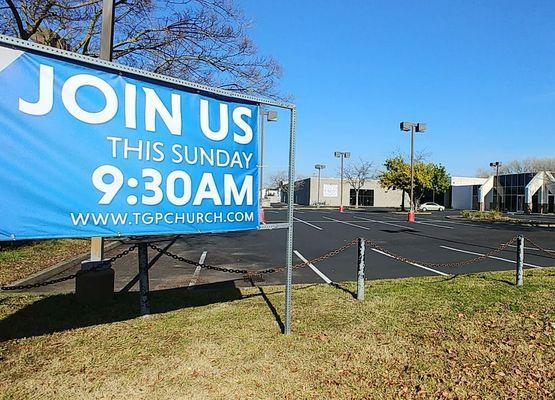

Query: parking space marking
[414,220,454,229]
[508,243,555,252]
[440,246,542,268]
[293,216,323,230]
[351,215,417,231]
[294,250,333,284]
[422,218,494,230]
[323,216,371,230]
[188,251,207,287]
[371,248,449,276]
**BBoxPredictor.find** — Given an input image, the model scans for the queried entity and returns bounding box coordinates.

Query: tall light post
[400,121,427,222]
[259,109,278,222]
[314,164,326,207]
[490,161,502,211]
[334,151,350,212]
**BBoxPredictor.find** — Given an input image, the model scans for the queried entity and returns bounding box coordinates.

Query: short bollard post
[357,238,365,301]
[138,243,151,316]
[516,235,524,287]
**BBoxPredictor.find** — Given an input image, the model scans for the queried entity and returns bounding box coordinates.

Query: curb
[446,215,555,228]
[8,240,125,287]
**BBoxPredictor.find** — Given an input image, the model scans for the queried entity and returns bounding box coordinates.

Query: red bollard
[407,211,415,222]
[260,208,265,223]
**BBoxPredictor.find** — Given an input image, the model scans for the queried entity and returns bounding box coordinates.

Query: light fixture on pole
[259,109,278,223]
[334,151,350,212]
[489,161,502,211]
[314,164,326,207]
[400,121,427,222]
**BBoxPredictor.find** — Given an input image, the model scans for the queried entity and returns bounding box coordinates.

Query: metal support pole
[516,235,524,287]
[91,0,115,261]
[317,168,321,206]
[259,110,265,208]
[340,155,344,209]
[138,242,151,316]
[410,125,415,213]
[100,0,115,61]
[357,237,365,301]
[496,165,500,212]
[284,107,296,335]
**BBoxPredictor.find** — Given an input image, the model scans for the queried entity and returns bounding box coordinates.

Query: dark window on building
[350,189,374,206]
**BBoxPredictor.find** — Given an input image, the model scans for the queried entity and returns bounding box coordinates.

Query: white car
[418,202,445,212]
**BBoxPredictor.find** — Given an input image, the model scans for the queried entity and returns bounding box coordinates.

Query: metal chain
[364,236,518,269]
[148,239,359,277]
[0,244,137,291]
[524,237,555,259]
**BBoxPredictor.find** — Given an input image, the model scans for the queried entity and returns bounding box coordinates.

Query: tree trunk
[401,190,406,211]
[432,190,435,202]
[355,189,359,208]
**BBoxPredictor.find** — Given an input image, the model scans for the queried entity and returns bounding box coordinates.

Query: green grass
[0,239,90,284]
[1,269,554,399]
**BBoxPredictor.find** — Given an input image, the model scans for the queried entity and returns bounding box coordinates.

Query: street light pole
[490,161,502,211]
[334,151,350,212]
[314,164,326,206]
[400,122,427,222]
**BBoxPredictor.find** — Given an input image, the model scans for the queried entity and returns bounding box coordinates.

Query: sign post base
[75,260,114,304]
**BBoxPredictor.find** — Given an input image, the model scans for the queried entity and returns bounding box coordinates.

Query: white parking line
[440,246,542,268]
[508,244,555,252]
[293,216,323,230]
[294,250,333,284]
[371,248,449,276]
[351,215,417,231]
[414,220,454,229]
[323,216,371,230]
[188,251,207,287]
[422,218,494,230]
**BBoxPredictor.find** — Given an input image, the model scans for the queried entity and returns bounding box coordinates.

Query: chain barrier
[148,239,359,279]
[364,236,518,269]
[524,237,555,259]
[1,233,536,291]
[0,244,137,291]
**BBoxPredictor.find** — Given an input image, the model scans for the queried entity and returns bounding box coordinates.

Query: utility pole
[400,122,427,222]
[334,151,350,212]
[91,0,115,261]
[314,164,326,206]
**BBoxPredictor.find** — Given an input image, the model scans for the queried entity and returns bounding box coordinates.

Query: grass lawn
[0,239,91,284]
[1,269,554,399]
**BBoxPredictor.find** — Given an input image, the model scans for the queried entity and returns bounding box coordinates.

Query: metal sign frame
[0,34,297,334]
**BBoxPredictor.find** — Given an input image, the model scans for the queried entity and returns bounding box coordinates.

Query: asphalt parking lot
[30,208,555,293]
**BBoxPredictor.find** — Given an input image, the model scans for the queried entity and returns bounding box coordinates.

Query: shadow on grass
[0,280,245,342]
[1,280,332,341]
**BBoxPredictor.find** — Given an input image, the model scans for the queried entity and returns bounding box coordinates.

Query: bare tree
[476,157,555,177]
[344,159,374,208]
[268,170,304,202]
[1,0,283,98]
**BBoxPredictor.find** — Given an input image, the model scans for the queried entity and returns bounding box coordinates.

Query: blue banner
[0,44,259,240]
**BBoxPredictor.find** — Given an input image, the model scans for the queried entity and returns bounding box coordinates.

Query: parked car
[418,202,445,212]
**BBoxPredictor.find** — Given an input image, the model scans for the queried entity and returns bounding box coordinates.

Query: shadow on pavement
[0,280,244,341]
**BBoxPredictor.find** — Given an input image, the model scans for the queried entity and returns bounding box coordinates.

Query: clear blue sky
[241,0,555,182]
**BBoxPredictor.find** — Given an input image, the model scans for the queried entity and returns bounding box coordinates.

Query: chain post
[516,234,524,287]
[138,243,151,316]
[357,237,365,301]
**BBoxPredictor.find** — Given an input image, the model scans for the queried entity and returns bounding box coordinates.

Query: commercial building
[293,177,408,208]
[448,171,555,213]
